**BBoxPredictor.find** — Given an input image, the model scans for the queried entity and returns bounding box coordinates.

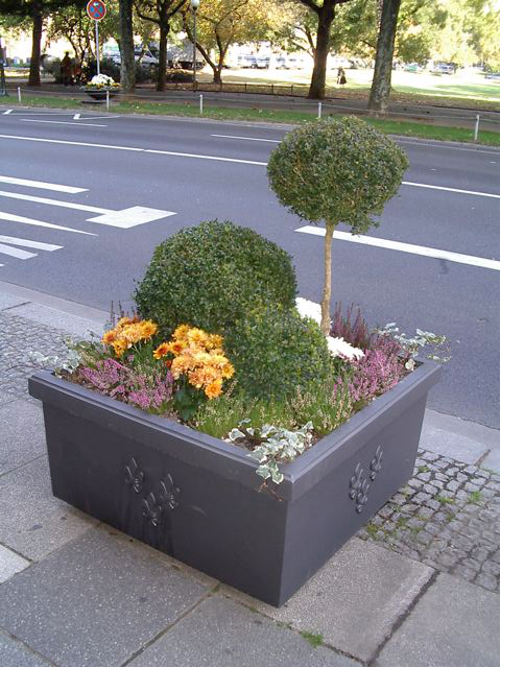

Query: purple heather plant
[78,358,174,413]
[331,303,372,350]
[347,349,406,405]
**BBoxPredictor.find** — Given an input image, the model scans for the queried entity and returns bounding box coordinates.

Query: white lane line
[0,174,88,194]
[0,191,176,228]
[0,134,499,196]
[0,235,62,251]
[0,190,111,215]
[0,211,97,236]
[2,110,13,115]
[0,242,37,260]
[403,181,499,199]
[73,114,120,120]
[297,226,500,271]
[211,134,281,143]
[22,119,108,128]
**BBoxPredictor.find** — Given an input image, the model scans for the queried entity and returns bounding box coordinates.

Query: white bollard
[199,94,203,115]
[106,89,110,111]
[474,114,480,141]
[17,86,21,103]
[317,101,322,119]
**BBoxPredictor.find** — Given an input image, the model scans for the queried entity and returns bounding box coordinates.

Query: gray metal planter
[29,361,440,607]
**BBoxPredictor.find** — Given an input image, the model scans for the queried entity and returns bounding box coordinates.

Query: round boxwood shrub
[134,220,297,336]
[226,305,333,401]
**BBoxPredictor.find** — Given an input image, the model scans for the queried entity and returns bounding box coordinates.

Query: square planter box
[29,361,440,607]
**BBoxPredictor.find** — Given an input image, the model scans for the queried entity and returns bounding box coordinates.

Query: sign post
[86,0,107,76]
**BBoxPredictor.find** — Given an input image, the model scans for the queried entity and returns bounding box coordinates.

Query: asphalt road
[0,109,500,428]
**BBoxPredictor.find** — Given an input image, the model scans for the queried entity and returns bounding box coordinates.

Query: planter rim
[29,360,441,501]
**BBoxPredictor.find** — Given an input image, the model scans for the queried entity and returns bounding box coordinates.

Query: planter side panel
[41,402,288,606]
[278,393,427,605]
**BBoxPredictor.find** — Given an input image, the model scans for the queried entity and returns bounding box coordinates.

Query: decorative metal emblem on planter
[349,462,370,513]
[125,457,144,494]
[159,473,180,511]
[142,492,163,527]
[369,446,384,481]
[349,446,384,513]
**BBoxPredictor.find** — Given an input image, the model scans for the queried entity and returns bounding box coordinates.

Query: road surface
[0,109,500,427]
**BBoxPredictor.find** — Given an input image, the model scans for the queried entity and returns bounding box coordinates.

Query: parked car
[238,55,258,68]
[431,62,455,74]
[484,72,500,81]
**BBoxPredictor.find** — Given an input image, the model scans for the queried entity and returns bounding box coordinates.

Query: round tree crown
[267,116,409,234]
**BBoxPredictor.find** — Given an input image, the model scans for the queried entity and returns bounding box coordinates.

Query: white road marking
[211,134,281,143]
[297,225,500,271]
[403,181,499,199]
[0,174,88,194]
[22,119,108,128]
[0,234,62,251]
[0,190,111,215]
[0,242,37,259]
[0,134,498,197]
[87,206,176,228]
[0,191,175,228]
[2,110,13,115]
[73,114,120,120]
[0,211,97,235]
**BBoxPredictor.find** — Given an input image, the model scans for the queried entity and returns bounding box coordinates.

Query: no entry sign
[86,0,107,21]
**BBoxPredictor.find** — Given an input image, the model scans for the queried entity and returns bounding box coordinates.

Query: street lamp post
[0,35,9,97]
[191,0,200,92]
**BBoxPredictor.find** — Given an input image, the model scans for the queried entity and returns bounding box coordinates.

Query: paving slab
[0,292,29,312]
[129,595,359,667]
[0,629,52,667]
[481,448,500,474]
[0,455,96,560]
[0,400,46,477]
[376,573,500,666]
[223,538,434,664]
[0,544,30,584]
[0,528,212,667]
[4,304,105,340]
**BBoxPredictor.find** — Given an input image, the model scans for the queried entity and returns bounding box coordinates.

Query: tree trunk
[212,67,221,85]
[307,1,335,100]
[157,25,169,91]
[368,0,402,113]
[320,220,336,335]
[28,3,43,87]
[119,0,136,93]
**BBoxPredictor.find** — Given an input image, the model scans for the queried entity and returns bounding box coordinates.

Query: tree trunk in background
[119,0,136,92]
[157,25,168,91]
[28,3,43,87]
[368,0,402,113]
[307,2,336,100]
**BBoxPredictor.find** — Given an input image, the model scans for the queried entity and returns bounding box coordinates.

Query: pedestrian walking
[61,51,73,86]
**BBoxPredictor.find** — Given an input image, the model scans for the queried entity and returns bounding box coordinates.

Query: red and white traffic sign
[86,0,107,21]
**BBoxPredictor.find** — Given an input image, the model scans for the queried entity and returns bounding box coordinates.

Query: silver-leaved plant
[373,323,451,370]
[228,420,314,485]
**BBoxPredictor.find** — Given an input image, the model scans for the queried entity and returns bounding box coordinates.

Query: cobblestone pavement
[1,309,500,595]
[0,311,71,405]
[360,452,500,593]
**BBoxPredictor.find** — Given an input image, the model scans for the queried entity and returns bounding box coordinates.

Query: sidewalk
[0,283,500,667]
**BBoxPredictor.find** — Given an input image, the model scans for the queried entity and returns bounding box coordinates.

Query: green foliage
[227,306,333,401]
[267,116,409,234]
[290,380,353,437]
[134,220,297,336]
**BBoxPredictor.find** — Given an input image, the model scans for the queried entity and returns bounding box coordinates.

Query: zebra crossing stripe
[0,211,96,235]
[0,175,88,194]
[0,235,62,251]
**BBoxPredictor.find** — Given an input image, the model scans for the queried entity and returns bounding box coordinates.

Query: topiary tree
[226,305,333,401]
[267,116,408,335]
[134,220,297,337]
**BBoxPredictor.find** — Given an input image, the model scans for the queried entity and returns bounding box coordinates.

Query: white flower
[295,297,322,326]
[327,336,364,361]
[89,74,115,87]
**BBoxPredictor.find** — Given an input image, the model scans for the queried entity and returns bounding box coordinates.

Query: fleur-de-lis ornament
[124,458,144,494]
[369,446,383,481]
[142,492,163,527]
[159,473,180,511]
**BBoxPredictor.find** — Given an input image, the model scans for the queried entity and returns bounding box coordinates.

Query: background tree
[267,117,408,334]
[135,0,187,90]
[0,1,86,86]
[292,0,354,100]
[180,0,270,85]
[118,0,136,91]
[368,0,402,113]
